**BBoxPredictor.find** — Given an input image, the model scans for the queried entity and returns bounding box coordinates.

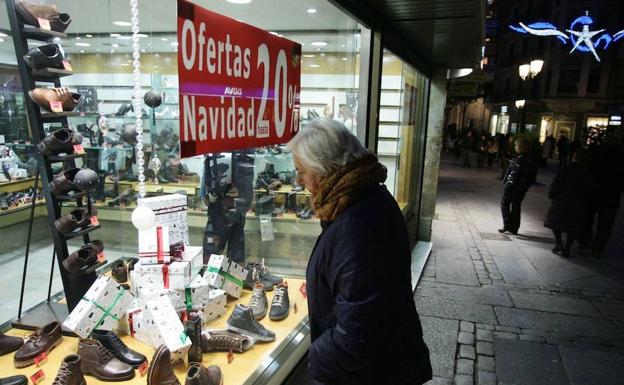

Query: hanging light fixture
[518,64,530,81]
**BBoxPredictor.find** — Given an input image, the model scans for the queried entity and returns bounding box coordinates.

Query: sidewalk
[419,154,624,385]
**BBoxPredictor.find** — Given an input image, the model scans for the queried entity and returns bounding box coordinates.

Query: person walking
[499,139,532,235]
[477,134,488,168]
[544,149,594,257]
[487,138,498,168]
[542,134,555,167]
[556,135,570,168]
[461,131,474,168]
[287,119,432,385]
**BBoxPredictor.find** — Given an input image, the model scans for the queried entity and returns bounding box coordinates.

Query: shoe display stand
[0,277,310,385]
[5,0,106,333]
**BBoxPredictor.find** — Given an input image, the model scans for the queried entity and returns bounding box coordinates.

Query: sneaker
[243,266,274,291]
[201,330,253,353]
[226,304,275,342]
[269,282,290,321]
[248,283,268,320]
[247,260,283,286]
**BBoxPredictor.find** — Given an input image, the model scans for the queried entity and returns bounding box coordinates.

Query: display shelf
[0,201,47,228]
[0,177,38,193]
[61,223,101,240]
[32,67,74,80]
[22,26,67,40]
[47,152,86,162]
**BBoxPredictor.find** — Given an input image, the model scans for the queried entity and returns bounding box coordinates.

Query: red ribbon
[128,310,141,337]
[162,264,170,289]
[156,225,164,263]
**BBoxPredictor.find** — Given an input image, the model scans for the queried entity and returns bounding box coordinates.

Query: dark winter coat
[503,154,531,191]
[588,143,624,209]
[544,162,594,234]
[307,184,432,385]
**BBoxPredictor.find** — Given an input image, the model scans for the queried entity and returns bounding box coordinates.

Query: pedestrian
[487,138,498,168]
[461,131,474,168]
[477,134,488,168]
[569,138,580,164]
[556,134,570,168]
[544,149,594,257]
[499,139,532,235]
[542,134,554,167]
[287,119,432,385]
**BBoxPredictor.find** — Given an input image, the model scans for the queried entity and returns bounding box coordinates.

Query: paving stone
[458,331,475,345]
[492,254,546,286]
[460,321,475,333]
[560,346,624,385]
[521,328,549,337]
[493,331,517,340]
[456,358,474,376]
[509,290,601,317]
[495,325,521,333]
[476,341,494,356]
[459,344,476,360]
[420,316,459,379]
[425,377,452,385]
[477,355,495,372]
[416,296,497,324]
[593,302,624,321]
[495,338,568,385]
[476,323,494,330]
[476,370,497,385]
[519,334,545,343]
[476,329,493,342]
[489,273,503,280]
[546,336,575,347]
[454,374,474,385]
[495,306,623,340]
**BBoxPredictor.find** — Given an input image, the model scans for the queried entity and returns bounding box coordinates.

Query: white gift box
[177,289,227,326]
[63,275,134,338]
[132,260,194,292]
[138,194,189,246]
[204,254,247,298]
[138,225,171,260]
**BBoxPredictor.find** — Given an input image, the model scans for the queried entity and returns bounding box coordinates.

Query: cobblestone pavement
[419,154,624,385]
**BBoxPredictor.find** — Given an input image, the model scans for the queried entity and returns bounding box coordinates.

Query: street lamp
[515,99,526,108]
[515,99,526,134]
[517,59,543,132]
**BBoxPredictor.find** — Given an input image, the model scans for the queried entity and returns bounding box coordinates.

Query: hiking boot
[14,321,63,368]
[50,355,85,385]
[269,282,290,321]
[78,339,134,381]
[185,364,222,385]
[226,304,275,342]
[248,283,268,320]
[201,330,253,353]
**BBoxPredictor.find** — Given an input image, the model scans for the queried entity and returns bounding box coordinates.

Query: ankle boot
[78,339,134,381]
[185,364,222,385]
[147,345,180,385]
[51,355,86,385]
[185,315,202,363]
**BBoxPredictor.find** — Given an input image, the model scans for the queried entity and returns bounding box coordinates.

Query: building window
[586,66,601,94]
[557,69,580,93]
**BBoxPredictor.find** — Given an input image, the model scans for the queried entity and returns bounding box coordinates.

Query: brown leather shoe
[54,206,98,235]
[147,345,181,385]
[15,1,71,32]
[28,87,82,112]
[111,260,128,283]
[78,339,134,381]
[51,354,86,385]
[0,332,23,356]
[62,241,104,273]
[14,321,63,368]
[37,128,83,156]
[185,364,222,385]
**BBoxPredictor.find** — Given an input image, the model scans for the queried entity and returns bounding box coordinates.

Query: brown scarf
[313,153,387,222]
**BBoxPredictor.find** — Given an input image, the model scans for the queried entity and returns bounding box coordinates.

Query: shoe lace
[212,334,238,350]
[250,289,264,308]
[109,333,127,352]
[258,259,269,277]
[52,362,71,385]
[25,330,43,345]
[273,287,286,307]
[96,343,114,361]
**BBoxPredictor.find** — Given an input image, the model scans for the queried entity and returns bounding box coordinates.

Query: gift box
[131,260,194,292]
[138,194,189,246]
[203,254,247,299]
[118,298,146,337]
[63,275,134,338]
[178,288,227,326]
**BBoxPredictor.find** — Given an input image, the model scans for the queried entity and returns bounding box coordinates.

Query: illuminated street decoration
[509,11,623,62]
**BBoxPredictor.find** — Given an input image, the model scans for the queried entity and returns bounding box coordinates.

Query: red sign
[177,0,301,157]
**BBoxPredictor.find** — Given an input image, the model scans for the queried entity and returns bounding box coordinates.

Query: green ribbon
[207,266,243,288]
[82,287,126,330]
[180,332,188,344]
[184,287,193,311]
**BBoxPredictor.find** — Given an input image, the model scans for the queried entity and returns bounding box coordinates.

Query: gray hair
[287,119,369,176]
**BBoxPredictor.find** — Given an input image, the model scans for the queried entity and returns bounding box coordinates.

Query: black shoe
[552,243,563,255]
[0,375,28,385]
[498,228,508,234]
[23,43,66,70]
[90,330,146,368]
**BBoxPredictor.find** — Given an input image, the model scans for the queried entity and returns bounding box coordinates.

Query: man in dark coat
[556,135,570,168]
[500,139,532,235]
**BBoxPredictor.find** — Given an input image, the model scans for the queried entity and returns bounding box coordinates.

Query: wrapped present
[118,298,146,337]
[132,297,191,363]
[138,224,171,263]
[131,260,194,292]
[63,275,134,338]
[138,194,189,246]
[178,289,227,326]
[204,254,247,298]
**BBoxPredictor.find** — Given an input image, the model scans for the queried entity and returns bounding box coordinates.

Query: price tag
[138,360,149,376]
[90,216,100,226]
[259,214,275,242]
[73,144,85,154]
[294,302,298,314]
[30,369,45,384]
[34,352,47,366]
[299,281,307,299]
[97,251,105,263]
[227,349,234,364]
[49,101,63,113]
[37,18,51,30]
[62,60,73,71]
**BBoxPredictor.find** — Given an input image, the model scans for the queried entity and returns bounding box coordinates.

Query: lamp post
[515,99,526,134]
[517,59,543,132]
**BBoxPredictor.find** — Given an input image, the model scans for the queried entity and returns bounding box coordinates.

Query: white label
[259,214,274,242]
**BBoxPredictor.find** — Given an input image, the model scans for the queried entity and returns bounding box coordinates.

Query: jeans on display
[501,186,526,232]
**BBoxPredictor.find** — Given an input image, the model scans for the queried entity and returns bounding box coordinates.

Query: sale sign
[177,0,301,157]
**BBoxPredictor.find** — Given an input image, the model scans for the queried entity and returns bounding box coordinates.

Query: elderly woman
[287,120,432,385]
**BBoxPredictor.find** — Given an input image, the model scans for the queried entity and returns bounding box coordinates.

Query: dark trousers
[580,206,618,254]
[501,186,526,232]
[559,155,568,168]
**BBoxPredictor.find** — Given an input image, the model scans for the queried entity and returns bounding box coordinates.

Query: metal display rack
[5,0,105,332]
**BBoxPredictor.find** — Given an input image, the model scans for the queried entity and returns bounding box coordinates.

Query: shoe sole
[253,309,267,321]
[269,311,289,321]
[14,336,63,368]
[226,324,275,342]
[83,368,135,382]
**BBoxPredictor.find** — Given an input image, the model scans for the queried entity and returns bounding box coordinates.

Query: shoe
[0,332,23,356]
[147,345,181,385]
[120,123,138,145]
[23,44,66,70]
[243,266,274,291]
[14,321,63,368]
[226,304,275,342]
[62,241,104,273]
[54,206,98,235]
[49,168,99,196]
[497,228,507,234]
[0,195,8,210]
[269,282,290,321]
[201,330,253,353]
[248,283,268,320]
[111,260,128,283]
[127,257,139,272]
[28,87,82,112]
[78,339,134,381]
[15,1,72,32]
[184,315,202,363]
[50,355,85,385]
[90,330,146,368]
[38,128,83,156]
[185,364,222,385]
[298,209,313,219]
[247,260,283,286]
[0,375,28,385]
[552,243,563,254]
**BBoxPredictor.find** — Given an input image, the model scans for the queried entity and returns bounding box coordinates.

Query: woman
[499,139,531,235]
[544,149,594,257]
[287,120,432,385]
